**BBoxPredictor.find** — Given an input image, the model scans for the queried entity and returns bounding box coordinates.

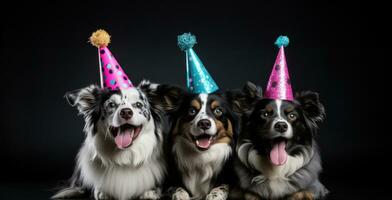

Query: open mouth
[109,124,142,149]
[269,137,288,166]
[193,134,216,150]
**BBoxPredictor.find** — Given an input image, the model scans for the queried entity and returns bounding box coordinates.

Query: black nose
[120,108,133,120]
[274,122,288,133]
[197,119,211,130]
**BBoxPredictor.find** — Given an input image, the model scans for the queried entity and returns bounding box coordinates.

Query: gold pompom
[89,29,111,48]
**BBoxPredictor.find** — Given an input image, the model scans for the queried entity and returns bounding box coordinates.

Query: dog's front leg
[93,188,111,200]
[243,192,261,200]
[287,190,314,200]
[172,187,190,200]
[205,184,229,200]
[139,188,161,200]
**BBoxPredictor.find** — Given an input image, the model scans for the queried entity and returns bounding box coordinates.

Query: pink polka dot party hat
[264,36,294,101]
[89,29,134,90]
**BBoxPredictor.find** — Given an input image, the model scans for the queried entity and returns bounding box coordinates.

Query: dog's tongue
[196,137,211,149]
[270,141,287,166]
[114,129,133,149]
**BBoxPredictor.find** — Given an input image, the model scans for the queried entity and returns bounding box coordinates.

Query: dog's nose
[197,119,211,130]
[274,122,288,133]
[120,108,133,120]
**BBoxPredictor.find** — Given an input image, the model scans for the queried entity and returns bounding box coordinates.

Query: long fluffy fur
[53,80,166,200]
[165,92,239,200]
[235,140,327,199]
[172,137,232,197]
[227,82,328,199]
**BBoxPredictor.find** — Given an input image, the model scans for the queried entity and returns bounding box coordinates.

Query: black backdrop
[1,1,378,199]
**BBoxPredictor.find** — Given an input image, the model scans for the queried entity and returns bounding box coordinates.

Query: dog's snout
[274,122,288,133]
[120,108,133,120]
[197,119,211,130]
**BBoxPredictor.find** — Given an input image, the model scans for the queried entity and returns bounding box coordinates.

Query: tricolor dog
[167,32,239,200]
[165,90,239,200]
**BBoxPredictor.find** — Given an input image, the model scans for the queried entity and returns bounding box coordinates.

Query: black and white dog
[163,89,239,200]
[228,82,328,200]
[52,80,177,200]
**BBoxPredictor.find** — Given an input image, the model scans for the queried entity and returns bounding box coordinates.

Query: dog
[52,80,180,200]
[228,82,329,200]
[162,88,239,200]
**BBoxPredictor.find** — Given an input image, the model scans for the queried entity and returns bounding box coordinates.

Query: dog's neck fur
[78,117,166,199]
[172,136,231,198]
[238,140,313,178]
[237,140,314,198]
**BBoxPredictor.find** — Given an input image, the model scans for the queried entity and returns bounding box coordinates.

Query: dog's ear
[139,80,184,112]
[155,84,184,112]
[226,81,262,113]
[296,91,325,126]
[64,85,102,116]
[65,89,81,106]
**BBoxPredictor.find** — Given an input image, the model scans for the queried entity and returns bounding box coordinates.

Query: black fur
[65,86,121,135]
[228,82,329,199]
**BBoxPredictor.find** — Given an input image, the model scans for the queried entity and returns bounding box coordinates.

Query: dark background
[1,1,377,199]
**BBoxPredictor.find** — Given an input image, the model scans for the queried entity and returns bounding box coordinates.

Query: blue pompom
[177,33,197,51]
[274,36,289,48]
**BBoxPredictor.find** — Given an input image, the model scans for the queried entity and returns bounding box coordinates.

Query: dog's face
[99,88,152,149]
[172,93,236,151]
[66,85,154,150]
[66,81,183,166]
[228,82,325,166]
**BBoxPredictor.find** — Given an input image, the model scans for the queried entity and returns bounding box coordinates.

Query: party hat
[177,33,219,94]
[264,36,294,101]
[89,29,133,90]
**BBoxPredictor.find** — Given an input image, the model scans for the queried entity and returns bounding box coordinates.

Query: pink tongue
[270,141,287,166]
[196,138,211,149]
[114,129,133,149]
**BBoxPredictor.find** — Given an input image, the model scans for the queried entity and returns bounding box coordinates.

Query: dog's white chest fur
[78,143,165,200]
[173,137,231,198]
[248,149,304,198]
[77,119,165,200]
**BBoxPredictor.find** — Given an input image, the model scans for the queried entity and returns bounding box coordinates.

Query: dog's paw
[288,191,314,200]
[206,184,229,200]
[244,192,261,200]
[172,187,190,200]
[93,189,111,200]
[251,175,266,185]
[140,189,161,200]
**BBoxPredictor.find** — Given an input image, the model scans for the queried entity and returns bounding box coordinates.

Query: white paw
[140,189,161,200]
[94,189,110,200]
[206,184,229,200]
[172,187,190,200]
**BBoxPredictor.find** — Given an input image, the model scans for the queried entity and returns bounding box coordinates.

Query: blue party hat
[177,33,219,94]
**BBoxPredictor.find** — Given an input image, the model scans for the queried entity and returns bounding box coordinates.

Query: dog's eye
[260,110,270,118]
[189,107,197,116]
[214,107,223,116]
[288,113,297,120]
[108,102,116,108]
[136,102,143,108]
